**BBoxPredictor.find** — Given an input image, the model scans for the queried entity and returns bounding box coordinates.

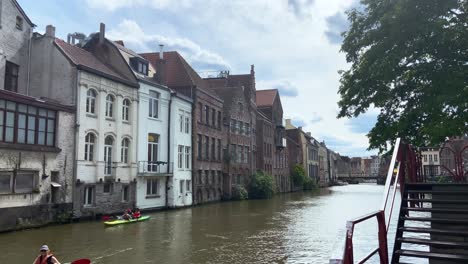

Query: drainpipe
[165,91,174,208]
[72,70,80,218]
[26,27,33,95]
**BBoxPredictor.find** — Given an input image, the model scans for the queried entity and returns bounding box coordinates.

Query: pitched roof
[12,0,35,27]
[54,38,131,85]
[140,51,205,88]
[256,89,278,107]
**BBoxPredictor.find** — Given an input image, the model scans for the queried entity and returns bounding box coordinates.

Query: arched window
[84,133,95,161]
[86,89,97,114]
[121,138,130,163]
[104,136,114,175]
[148,91,160,118]
[147,133,159,171]
[105,94,115,118]
[122,99,130,121]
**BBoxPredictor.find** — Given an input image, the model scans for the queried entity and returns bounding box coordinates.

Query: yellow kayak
[103,216,150,226]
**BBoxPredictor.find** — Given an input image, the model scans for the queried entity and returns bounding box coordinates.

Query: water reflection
[0,184,415,264]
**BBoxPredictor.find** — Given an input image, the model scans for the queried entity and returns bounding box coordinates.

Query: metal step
[398,237,468,249]
[406,183,468,187]
[399,227,468,237]
[407,190,468,195]
[395,249,468,262]
[404,198,468,204]
[402,207,468,214]
[402,217,468,225]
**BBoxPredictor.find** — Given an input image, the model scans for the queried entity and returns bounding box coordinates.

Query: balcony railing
[137,161,173,176]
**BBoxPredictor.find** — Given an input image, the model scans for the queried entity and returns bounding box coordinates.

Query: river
[0,184,427,263]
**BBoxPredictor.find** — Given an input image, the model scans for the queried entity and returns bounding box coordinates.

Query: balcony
[276,137,287,150]
[137,161,173,176]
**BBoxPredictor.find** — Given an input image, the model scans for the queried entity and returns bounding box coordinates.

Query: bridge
[336,176,386,184]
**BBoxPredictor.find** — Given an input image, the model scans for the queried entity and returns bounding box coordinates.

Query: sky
[18,0,378,157]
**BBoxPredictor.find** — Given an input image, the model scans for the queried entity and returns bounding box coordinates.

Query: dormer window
[130,57,149,76]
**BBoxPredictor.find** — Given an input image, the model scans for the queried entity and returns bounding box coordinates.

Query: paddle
[71,259,91,264]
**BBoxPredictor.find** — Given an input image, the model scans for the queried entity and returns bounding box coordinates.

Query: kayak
[104,216,151,226]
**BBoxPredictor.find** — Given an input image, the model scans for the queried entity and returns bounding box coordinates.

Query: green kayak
[104,216,150,226]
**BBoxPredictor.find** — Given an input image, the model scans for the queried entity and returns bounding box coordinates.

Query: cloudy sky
[19,0,378,157]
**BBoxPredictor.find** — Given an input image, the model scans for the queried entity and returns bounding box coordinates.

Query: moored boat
[103,215,151,226]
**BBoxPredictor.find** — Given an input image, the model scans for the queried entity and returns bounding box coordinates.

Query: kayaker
[33,245,61,264]
[132,208,141,219]
[122,211,131,220]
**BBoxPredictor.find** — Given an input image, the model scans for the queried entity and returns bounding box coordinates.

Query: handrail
[333,138,424,264]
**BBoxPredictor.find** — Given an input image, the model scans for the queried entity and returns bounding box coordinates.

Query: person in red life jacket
[132,208,141,219]
[33,245,61,264]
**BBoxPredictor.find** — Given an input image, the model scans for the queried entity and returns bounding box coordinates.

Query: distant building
[420,147,440,179]
[318,141,329,186]
[439,136,468,181]
[350,157,362,177]
[256,89,290,192]
[370,156,381,177]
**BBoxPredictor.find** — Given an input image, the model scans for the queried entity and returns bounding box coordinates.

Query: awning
[51,182,61,187]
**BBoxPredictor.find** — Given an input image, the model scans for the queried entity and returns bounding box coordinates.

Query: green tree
[291,164,307,186]
[338,0,467,152]
[249,171,275,199]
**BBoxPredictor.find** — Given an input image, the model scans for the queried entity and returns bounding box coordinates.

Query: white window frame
[121,138,130,164]
[105,94,115,118]
[84,133,95,161]
[178,145,184,169]
[148,91,160,118]
[179,111,184,132]
[122,99,130,121]
[186,180,191,192]
[185,146,191,169]
[184,112,190,134]
[104,136,114,175]
[84,186,94,206]
[146,178,159,196]
[86,89,97,114]
[179,180,184,194]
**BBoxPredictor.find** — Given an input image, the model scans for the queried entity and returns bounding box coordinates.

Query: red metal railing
[333,138,423,264]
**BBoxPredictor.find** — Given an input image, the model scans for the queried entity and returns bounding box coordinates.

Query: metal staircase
[392,183,468,263]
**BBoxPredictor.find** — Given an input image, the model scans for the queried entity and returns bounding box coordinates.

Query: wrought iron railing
[137,161,173,175]
[331,138,424,264]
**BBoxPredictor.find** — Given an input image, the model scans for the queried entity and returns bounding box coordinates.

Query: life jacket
[35,254,53,264]
[133,211,141,218]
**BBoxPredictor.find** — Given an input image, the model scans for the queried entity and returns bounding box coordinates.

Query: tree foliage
[249,171,275,199]
[291,164,307,186]
[338,0,467,152]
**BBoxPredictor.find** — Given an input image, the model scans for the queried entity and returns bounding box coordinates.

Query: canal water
[0,184,427,263]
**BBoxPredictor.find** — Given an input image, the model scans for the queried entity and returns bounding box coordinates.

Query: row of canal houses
[0,0,307,231]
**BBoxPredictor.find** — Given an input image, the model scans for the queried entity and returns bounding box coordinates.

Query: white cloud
[106,19,231,70]
[90,0,376,156]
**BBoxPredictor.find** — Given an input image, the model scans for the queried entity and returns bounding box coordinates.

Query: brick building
[204,67,257,198]
[256,89,290,192]
[141,51,225,204]
[256,112,274,176]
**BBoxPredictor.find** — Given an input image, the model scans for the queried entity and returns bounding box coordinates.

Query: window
[218,172,222,185]
[240,146,244,164]
[205,136,210,160]
[84,186,94,206]
[239,122,244,135]
[178,145,184,169]
[148,91,160,118]
[197,134,202,159]
[231,119,236,133]
[16,16,23,30]
[4,61,19,92]
[105,94,114,118]
[147,134,159,172]
[122,185,129,202]
[180,180,184,194]
[86,89,97,114]
[0,100,56,146]
[231,145,237,162]
[204,170,209,184]
[204,105,209,124]
[217,139,221,161]
[104,136,114,175]
[84,133,95,161]
[434,154,438,162]
[211,138,216,161]
[103,183,112,193]
[137,61,148,75]
[147,179,158,196]
[211,171,216,185]
[429,155,433,162]
[423,154,427,162]
[245,123,250,136]
[0,171,35,194]
[121,138,130,163]
[186,180,191,192]
[197,170,202,184]
[245,147,250,164]
[184,114,190,134]
[198,103,203,122]
[185,146,190,169]
[122,99,130,121]
[217,111,222,129]
[179,111,184,132]
[211,109,216,127]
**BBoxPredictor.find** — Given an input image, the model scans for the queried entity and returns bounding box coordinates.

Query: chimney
[251,64,254,74]
[45,25,56,38]
[67,34,71,43]
[99,23,105,44]
[159,44,164,59]
[285,118,292,128]
[156,44,166,85]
